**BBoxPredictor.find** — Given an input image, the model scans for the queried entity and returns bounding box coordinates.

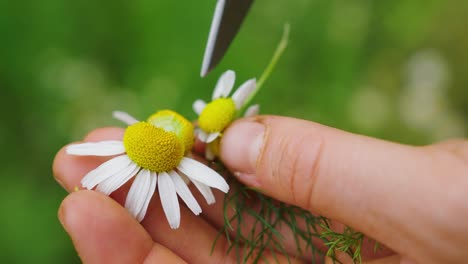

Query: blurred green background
[1,0,467,262]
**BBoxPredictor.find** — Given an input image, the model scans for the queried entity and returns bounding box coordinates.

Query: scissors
[200,0,255,77]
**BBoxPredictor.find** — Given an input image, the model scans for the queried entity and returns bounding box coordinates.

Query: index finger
[53,127,125,192]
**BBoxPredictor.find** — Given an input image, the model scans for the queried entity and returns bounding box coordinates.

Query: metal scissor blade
[201,0,254,77]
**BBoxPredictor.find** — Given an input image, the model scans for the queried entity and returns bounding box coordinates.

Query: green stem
[238,23,290,116]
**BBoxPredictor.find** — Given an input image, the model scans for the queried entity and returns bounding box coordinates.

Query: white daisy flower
[193,70,258,144]
[66,110,229,229]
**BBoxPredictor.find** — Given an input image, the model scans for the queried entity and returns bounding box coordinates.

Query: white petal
[232,78,257,109]
[113,111,139,125]
[66,141,125,156]
[244,104,260,117]
[197,130,219,143]
[212,70,235,100]
[206,132,220,143]
[125,169,149,219]
[177,157,229,193]
[158,172,180,229]
[193,100,207,115]
[169,171,202,215]
[81,155,132,189]
[191,179,216,204]
[96,162,139,195]
[205,147,215,161]
[125,169,156,222]
[196,129,209,143]
[136,172,157,221]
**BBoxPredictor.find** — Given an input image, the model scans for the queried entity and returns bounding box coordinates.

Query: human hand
[53,114,468,264]
[220,115,468,264]
[53,128,323,263]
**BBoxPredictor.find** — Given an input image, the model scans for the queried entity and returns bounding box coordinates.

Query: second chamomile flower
[193,70,259,144]
[66,110,229,229]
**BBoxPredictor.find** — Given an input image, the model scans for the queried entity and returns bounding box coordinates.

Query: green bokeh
[0,0,466,262]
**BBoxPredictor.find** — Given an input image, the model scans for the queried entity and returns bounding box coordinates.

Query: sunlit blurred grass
[0,0,467,262]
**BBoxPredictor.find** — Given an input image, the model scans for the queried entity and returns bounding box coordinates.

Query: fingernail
[55,177,67,190]
[220,120,265,175]
[234,172,261,188]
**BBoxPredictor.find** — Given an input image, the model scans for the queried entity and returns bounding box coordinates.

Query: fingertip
[53,145,71,190]
[52,127,125,192]
[52,143,108,192]
[58,190,154,263]
[58,191,101,246]
[83,127,125,142]
[58,190,127,235]
[220,118,265,175]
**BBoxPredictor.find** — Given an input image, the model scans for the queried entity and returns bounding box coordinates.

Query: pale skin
[53,115,468,264]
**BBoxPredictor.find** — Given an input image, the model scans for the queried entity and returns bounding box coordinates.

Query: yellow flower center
[198,98,236,133]
[147,110,194,154]
[123,122,183,172]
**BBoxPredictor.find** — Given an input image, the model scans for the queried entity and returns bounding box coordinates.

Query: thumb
[220,116,467,263]
[220,116,423,218]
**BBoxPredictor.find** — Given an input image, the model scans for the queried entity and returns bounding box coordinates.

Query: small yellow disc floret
[199,98,236,133]
[124,122,183,172]
[147,110,194,154]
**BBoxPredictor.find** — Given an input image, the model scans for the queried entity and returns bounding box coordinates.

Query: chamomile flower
[66,110,229,229]
[193,70,258,144]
